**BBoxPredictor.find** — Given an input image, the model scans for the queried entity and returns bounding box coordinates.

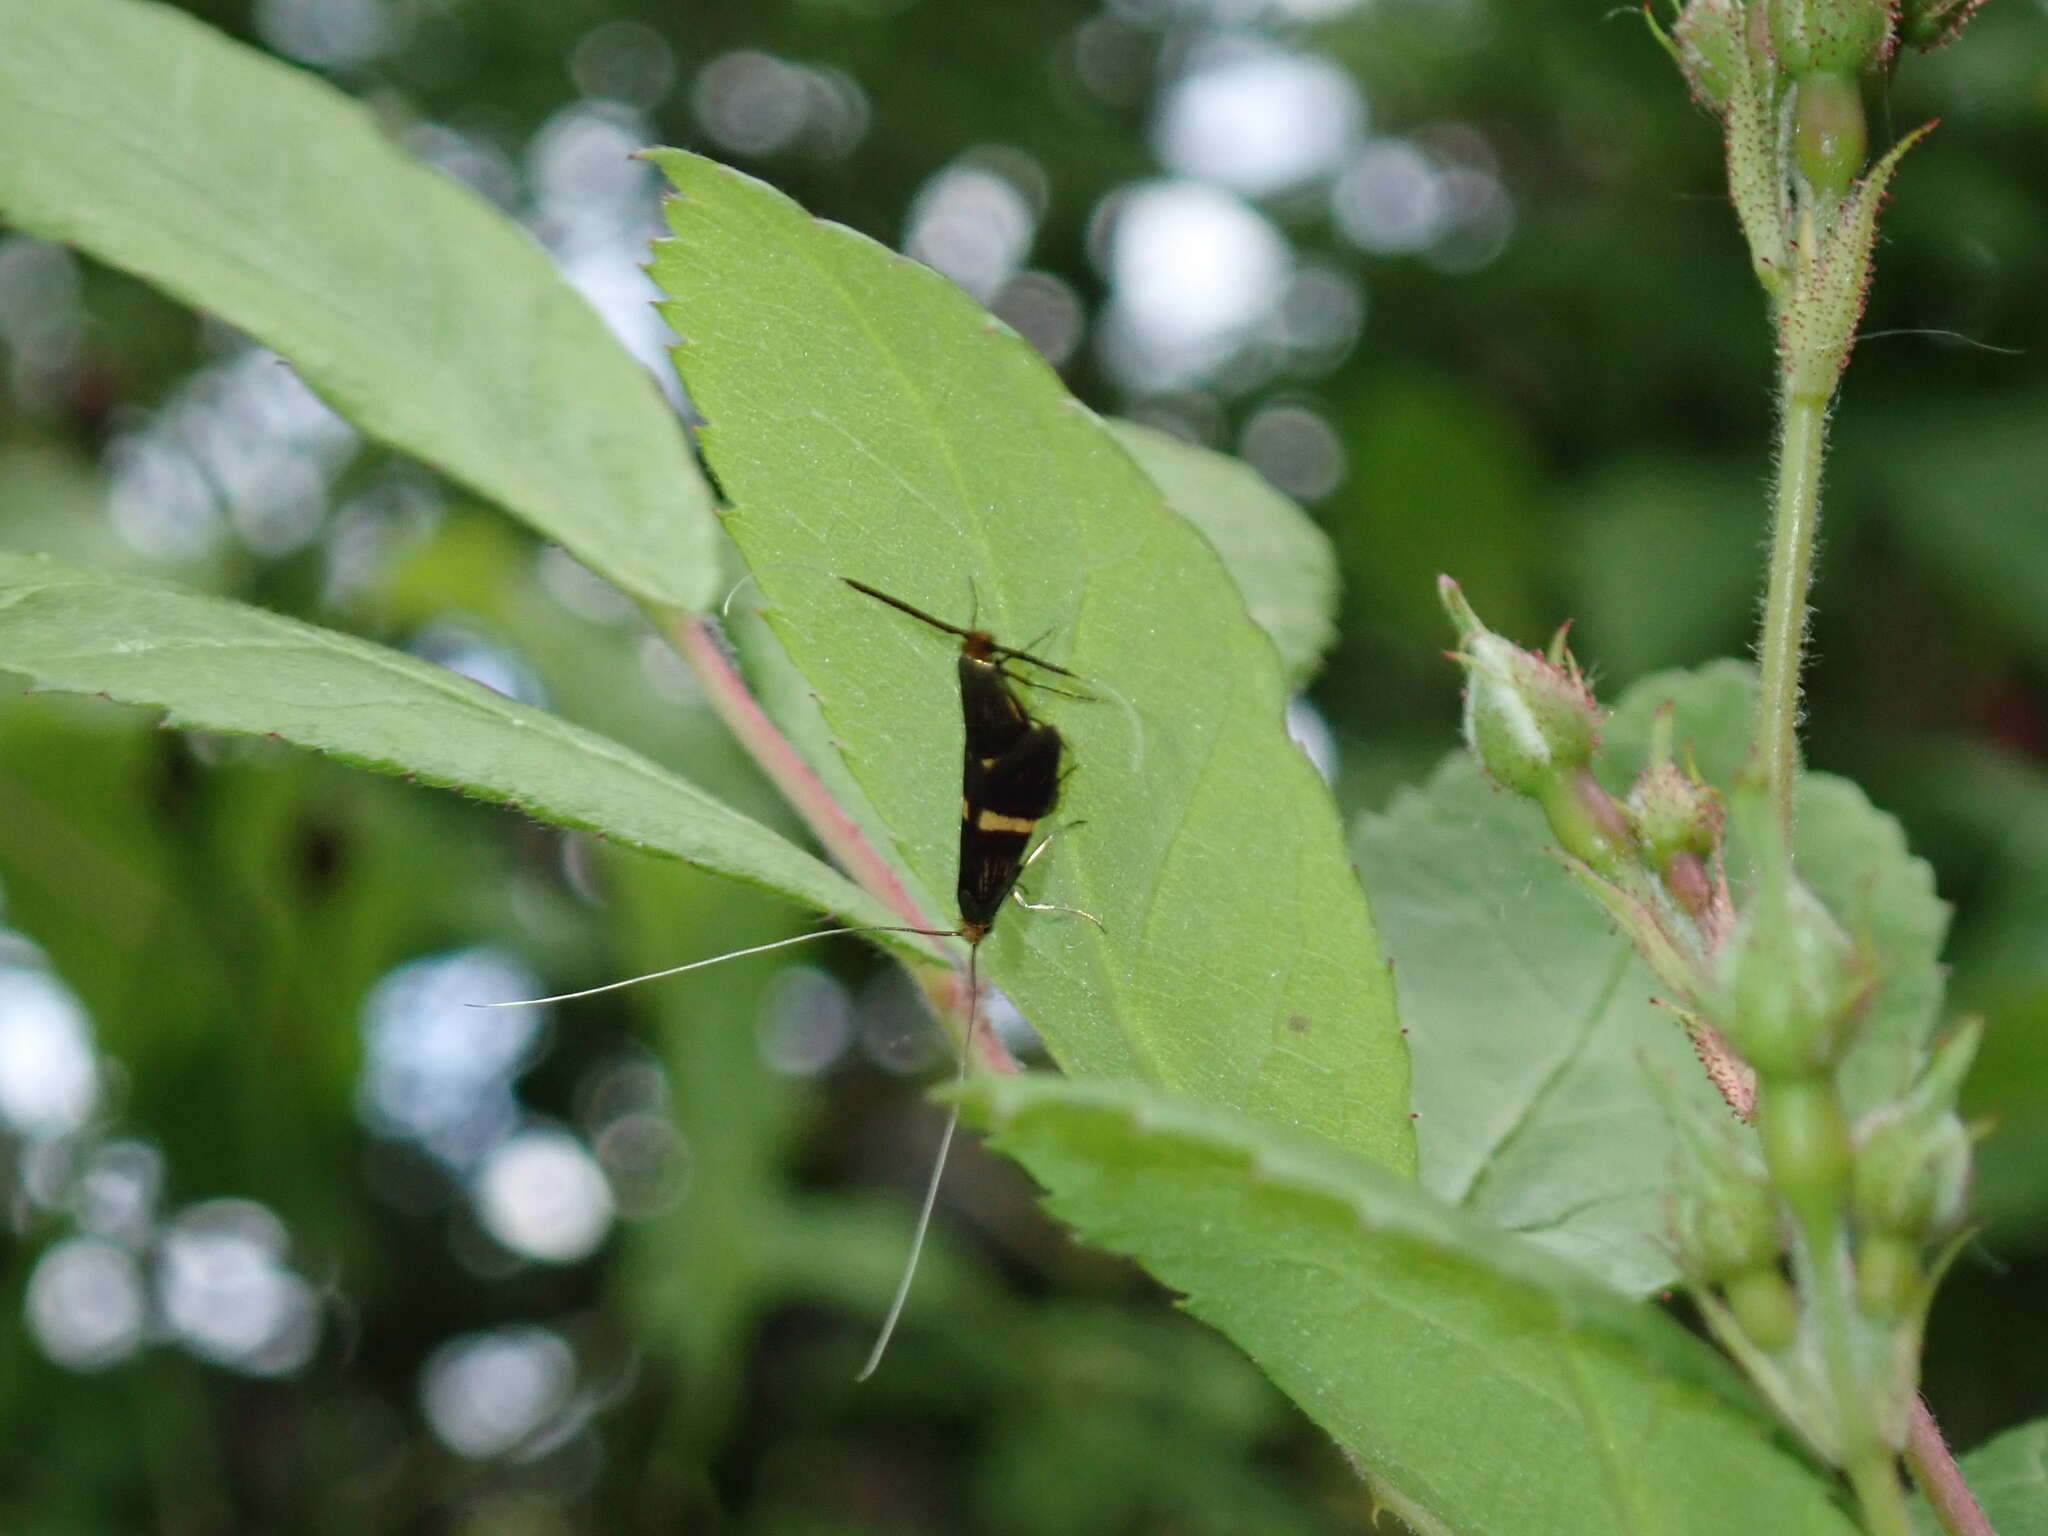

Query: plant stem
[668,611,928,929]
[1848,1450,1915,1536]
[1802,1213,1912,1536]
[1755,387,1829,831]
[1906,1394,1996,1536]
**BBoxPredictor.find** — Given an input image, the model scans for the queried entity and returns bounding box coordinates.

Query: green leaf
[648,150,1410,1172]
[961,1074,1859,1536]
[0,0,716,611]
[1911,1418,2048,1536]
[1356,680,1736,1296]
[0,552,899,936]
[1105,420,1338,689]
[1360,662,1949,1296]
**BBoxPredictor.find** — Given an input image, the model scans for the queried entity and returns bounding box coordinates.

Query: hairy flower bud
[1899,0,1986,49]
[1769,0,1898,76]
[1669,0,1749,113]
[1628,758,1724,868]
[1439,577,1602,799]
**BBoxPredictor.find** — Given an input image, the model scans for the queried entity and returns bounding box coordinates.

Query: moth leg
[1010,821,1104,930]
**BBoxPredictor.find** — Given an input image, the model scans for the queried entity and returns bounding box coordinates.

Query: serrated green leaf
[961,1073,1857,1536]
[1105,420,1338,689]
[0,552,900,937]
[0,0,715,610]
[1357,744,1729,1296]
[1910,1418,2048,1536]
[1360,662,1950,1296]
[648,150,1410,1171]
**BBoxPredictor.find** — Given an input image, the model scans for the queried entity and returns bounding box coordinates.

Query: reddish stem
[1905,1395,1994,1536]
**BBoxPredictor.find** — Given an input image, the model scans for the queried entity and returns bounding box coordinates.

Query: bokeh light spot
[1242,403,1346,501]
[474,1127,614,1263]
[26,1236,146,1372]
[1097,179,1292,391]
[905,163,1038,300]
[0,965,98,1138]
[758,966,855,1077]
[1153,41,1362,197]
[422,1326,576,1459]
[158,1199,321,1376]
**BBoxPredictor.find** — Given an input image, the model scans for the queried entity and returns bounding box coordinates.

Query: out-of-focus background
[0,1,2043,1529]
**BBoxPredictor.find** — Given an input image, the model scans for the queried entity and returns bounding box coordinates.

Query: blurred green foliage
[1,0,2045,1529]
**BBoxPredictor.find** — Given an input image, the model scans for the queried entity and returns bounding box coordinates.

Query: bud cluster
[1439,580,1979,1465]
[1647,0,1971,391]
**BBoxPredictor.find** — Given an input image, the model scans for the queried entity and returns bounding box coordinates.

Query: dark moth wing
[957,718,1063,935]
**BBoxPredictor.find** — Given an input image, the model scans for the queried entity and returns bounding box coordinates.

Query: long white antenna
[857,944,980,1381]
[468,925,953,1008]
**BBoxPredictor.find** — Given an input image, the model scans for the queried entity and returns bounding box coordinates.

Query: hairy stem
[1906,1394,1996,1536]
[669,612,927,925]
[1756,388,1829,830]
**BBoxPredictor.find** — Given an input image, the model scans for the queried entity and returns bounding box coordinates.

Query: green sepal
[1781,121,1934,399]
[1898,0,1986,49]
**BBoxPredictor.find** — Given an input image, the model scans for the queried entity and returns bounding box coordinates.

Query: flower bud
[1710,785,1871,1076]
[1439,577,1601,800]
[1725,1266,1801,1353]
[1628,759,1723,866]
[1899,0,1985,49]
[1793,71,1869,206]
[1851,1021,1980,1241]
[1679,1154,1785,1282]
[1669,0,1750,113]
[1660,1068,1785,1278]
[1769,0,1898,76]
[1715,877,1869,1074]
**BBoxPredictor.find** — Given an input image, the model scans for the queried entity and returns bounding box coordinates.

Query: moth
[482,573,1098,1378]
[839,576,1097,1377]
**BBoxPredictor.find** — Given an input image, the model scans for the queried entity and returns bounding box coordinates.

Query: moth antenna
[717,570,763,620]
[719,559,844,620]
[857,942,980,1381]
[470,924,955,1008]
[840,576,978,645]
